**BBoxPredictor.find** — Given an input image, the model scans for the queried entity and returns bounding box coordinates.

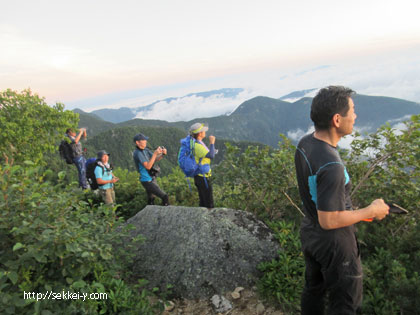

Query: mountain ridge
[89,88,245,123]
[76,93,420,147]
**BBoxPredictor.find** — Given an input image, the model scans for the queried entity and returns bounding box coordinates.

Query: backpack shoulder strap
[95,161,106,187]
[97,161,105,174]
[189,136,196,155]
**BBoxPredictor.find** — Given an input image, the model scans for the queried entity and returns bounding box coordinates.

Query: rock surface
[125,206,280,299]
[159,287,285,315]
[211,295,233,313]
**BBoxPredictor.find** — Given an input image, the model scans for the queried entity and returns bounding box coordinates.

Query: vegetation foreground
[1,89,419,314]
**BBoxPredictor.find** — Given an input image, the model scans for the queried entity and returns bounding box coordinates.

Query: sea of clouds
[134,89,257,122]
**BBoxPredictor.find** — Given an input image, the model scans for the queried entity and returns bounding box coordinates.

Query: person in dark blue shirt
[132,133,169,206]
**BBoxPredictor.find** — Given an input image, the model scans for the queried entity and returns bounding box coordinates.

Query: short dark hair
[310,86,355,130]
[66,128,74,134]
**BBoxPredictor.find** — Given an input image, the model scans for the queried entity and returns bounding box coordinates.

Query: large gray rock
[125,206,280,298]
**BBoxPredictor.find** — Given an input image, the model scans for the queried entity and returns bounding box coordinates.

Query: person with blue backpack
[294,86,389,314]
[133,133,169,206]
[187,122,216,209]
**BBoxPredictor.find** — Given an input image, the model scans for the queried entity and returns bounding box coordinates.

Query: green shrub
[0,162,154,314]
[214,136,302,221]
[257,221,304,314]
[0,89,78,165]
[74,266,160,315]
[157,167,199,207]
[108,167,148,220]
[347,115,419,210]
[344,115,420,313]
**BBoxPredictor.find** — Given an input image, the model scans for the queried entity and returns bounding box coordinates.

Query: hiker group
[60,128,119,205]
[61,85,391,314]
[61,122,216,208]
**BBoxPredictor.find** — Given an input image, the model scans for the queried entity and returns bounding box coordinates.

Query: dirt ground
[161,288,285,315]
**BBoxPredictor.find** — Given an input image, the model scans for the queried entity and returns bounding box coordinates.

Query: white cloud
[229,44,420,103]
[286,126,362,151]
[387,115,413,125]
[134,89,257,122]
[287,126,315,142]
[338,117,412,151]
[338,134,356,151]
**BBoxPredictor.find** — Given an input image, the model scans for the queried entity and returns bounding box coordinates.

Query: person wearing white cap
[95,150,119,205]
[189,123,216,208]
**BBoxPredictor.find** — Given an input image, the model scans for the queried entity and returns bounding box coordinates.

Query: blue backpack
[178,135,210,180]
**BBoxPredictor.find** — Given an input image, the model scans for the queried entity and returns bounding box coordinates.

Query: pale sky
[1,0,420,110]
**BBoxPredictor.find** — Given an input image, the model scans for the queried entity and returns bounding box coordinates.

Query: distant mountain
[114,96,300,146]
[279,88,318,102]
[73,108,115,137]
[73,108,104,121]
[77,90,420,148]
[90,88,245,123]
[350,94,419,130]
[227,94,420,145]
[89,107,135,125]
[105,94,420,147]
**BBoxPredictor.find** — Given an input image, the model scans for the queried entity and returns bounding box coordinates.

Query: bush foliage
[0,89,78,165]
[0,163,157,314]
[213,135,302,221]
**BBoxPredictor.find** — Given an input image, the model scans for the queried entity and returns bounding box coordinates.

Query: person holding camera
[66,127,88,189]
[132,133,169,206]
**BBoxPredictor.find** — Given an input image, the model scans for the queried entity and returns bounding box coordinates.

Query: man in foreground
[294,86,389,314]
